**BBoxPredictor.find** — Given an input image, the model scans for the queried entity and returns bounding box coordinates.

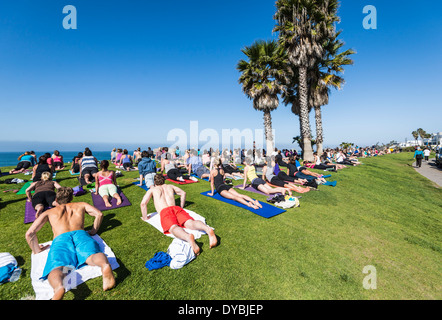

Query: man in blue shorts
[25,187,115,300]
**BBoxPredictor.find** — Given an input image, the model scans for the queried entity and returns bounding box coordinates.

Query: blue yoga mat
[132,181,149,191]
[200,190,286,218]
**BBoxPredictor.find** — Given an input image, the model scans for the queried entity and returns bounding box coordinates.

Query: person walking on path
[413,147,424,168]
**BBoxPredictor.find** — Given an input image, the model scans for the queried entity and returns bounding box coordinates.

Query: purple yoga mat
[233,184,281,196]
[24,201,51,224]
[91,191,131,211]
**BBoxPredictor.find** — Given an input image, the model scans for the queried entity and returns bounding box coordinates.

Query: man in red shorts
[140,174,217,255]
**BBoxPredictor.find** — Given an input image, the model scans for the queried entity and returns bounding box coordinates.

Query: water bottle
[9,267,22,283]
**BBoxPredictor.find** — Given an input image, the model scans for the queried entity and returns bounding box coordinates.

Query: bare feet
[116,197,122,206]
[188,234,200,256]
[102,264,116,292]
[104,201,112,208]
[52,286,65,300]
[207,228,218,249]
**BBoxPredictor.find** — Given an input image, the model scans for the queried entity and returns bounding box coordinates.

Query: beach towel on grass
[163,175,198,185]
[91,190,131,211]
[200,190,286,218]
[30,234,119,300]
[143,209,211,240]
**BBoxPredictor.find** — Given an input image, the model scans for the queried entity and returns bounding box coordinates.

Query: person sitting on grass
[9,151,36,174]
[262,156,310,194]
[95,160,122,208]
[51,150,65,171]
[26,171,63,218]
[140,174,217,256]
[241,158,292,197]
[25,187,116,300]
[208,158,262,210]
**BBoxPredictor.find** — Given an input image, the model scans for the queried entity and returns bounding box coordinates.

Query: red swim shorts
[160,206,194,234]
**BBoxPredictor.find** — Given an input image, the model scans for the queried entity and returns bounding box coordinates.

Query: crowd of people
[1,143,407,299]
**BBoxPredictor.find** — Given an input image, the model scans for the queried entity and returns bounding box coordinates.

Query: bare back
[150,184,179,213]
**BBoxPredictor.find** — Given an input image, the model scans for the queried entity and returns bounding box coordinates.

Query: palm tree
[310,34,355,155]
[411,130,419,145]
[237,40,289,153]
[274,0,339,161]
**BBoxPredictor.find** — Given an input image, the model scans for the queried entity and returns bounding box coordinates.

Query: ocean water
[0,151,113,168]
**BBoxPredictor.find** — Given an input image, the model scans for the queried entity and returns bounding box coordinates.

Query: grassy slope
[0,152,440,300]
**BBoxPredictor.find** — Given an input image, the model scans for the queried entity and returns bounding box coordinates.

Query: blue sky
[0,0,441,151]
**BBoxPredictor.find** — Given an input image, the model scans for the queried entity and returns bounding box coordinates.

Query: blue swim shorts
[40,230,101,280]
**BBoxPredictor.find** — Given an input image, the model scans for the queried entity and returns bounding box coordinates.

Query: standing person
[79,149,98,185]
[423,148,431,162]
[413,147,424,168]
[95,160,122,208]
[26,171,63,218]
[140,174,217,255]
[25,187,116,300]
[138,151,157,189]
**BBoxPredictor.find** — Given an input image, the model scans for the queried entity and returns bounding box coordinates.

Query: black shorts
[32,191,56,208]
[251,178,266,190]
[82,167,98,177]
[216,184,232,194]
[54,161,64,169]
[14,161,31,171]
[222,164,240,174]
[270,176,286,187]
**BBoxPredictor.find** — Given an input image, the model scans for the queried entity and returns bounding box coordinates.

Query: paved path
[414,158,442,187]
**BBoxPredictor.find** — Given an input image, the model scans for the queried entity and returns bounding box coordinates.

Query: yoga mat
[69,170,80,176]
[163,175,198,185]
[233,184,281,196]
[132,181,149,191]
[24,201,51,224]
[91,190,131,211]
[16,181,32,195]
[200,190,286,218]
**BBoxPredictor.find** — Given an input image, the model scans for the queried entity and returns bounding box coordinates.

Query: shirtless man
[25,187,116,300]
[140,174,217,255]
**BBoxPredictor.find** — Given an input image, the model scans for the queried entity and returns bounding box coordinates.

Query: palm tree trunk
[315,106,323,155]
[263,109,275,154]
[298,66,314,161]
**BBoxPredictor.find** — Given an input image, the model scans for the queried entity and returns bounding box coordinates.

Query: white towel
[30,234,119,300]
[167,238,196,269]
[143,209,212,240]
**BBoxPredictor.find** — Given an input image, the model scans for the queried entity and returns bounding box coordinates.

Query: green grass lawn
[0,152,441,300]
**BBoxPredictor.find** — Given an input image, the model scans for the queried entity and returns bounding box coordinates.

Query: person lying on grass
[140,174,217,256]
[241,158,292,197]
[262,156,310,194]
[9,151,36,174]
[95,160,122,208]
[26,171,63,218]
[208,158,262,210]
[25,187,116,300]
